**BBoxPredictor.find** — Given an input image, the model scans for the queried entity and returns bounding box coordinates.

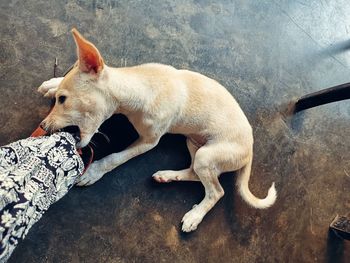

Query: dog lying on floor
[38,28,276,232]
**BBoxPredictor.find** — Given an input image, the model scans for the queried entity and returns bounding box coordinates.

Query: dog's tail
[236,156,277,209]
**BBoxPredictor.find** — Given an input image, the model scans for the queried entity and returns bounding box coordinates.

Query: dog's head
[41,29,114,148]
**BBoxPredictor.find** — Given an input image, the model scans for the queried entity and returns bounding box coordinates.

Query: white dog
[38,29,276,232]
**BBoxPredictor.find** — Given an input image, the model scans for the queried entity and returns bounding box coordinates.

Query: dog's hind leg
[153,138,199,183]
[181,142,249,232]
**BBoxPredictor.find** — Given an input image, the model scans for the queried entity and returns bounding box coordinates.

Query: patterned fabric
[0,132,83,262]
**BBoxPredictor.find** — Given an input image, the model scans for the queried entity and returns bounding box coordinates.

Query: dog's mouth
[60,125,81,143]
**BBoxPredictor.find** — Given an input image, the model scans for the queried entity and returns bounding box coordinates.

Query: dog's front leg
[76,136,160,186]
[37,77,64,98]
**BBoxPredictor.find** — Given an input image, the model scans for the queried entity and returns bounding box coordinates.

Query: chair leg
[294,82,350,112]
[329,215,350,240]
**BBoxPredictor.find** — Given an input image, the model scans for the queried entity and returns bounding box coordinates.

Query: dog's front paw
[37,77,64,98]
[181,207,204,232]
[75,162,105,186]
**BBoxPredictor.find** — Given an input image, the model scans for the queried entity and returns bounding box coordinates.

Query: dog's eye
[58,95,67,104]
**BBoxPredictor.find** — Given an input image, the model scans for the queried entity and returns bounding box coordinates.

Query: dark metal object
[294,82,350,112]
[53,58,58,77]
[53,59,74,78]
[330,215,350,240]
[63,64,75,76]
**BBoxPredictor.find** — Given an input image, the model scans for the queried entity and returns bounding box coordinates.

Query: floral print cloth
[0,132,83,262]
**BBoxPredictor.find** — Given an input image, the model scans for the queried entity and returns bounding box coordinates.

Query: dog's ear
[71,28,104,74]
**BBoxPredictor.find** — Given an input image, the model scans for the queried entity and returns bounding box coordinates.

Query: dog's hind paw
[181,207,204,232]
[75,162,105,186]
[152,170,175,183]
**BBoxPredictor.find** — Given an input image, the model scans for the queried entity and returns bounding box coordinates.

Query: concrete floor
[1,0,350,262]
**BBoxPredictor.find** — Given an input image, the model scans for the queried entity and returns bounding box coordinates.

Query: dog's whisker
[97,130,110,143]
[89,140,97,147]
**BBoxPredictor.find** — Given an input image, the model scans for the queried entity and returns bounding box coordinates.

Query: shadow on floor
[326,229,345,263]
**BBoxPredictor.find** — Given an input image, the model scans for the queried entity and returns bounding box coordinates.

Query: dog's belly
[188,134,207,147]
[169,124,208,147]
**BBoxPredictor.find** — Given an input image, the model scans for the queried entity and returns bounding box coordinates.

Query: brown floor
[1,0,349,262]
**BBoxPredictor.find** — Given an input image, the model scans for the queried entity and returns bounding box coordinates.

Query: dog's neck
[102,66,152,116]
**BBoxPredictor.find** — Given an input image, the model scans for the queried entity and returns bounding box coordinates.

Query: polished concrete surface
[1,0,350,262]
